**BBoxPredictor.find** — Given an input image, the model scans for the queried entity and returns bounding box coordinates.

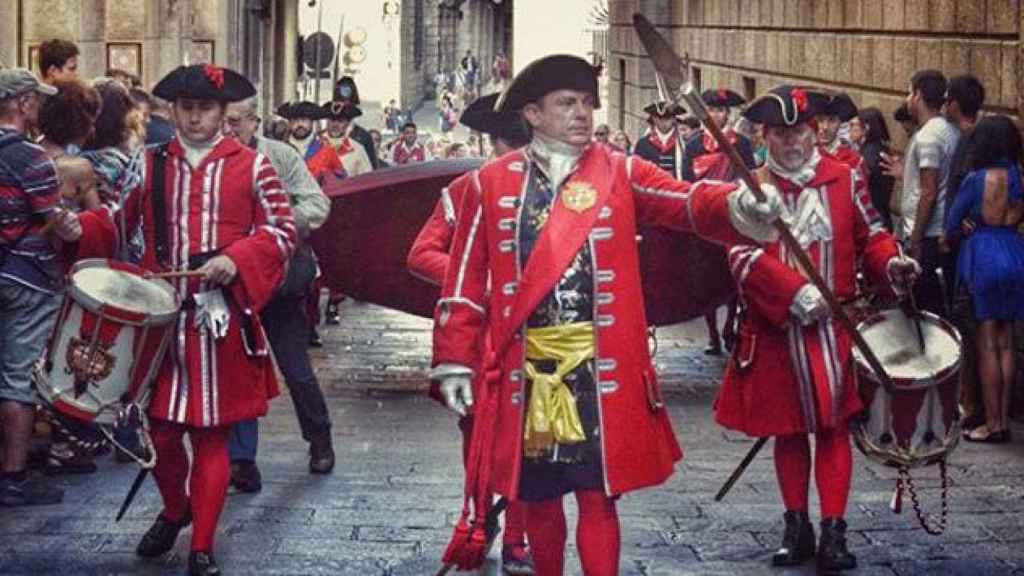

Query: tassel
[890,476,903,514]
[459,525,489,570]
[442,515,471,565]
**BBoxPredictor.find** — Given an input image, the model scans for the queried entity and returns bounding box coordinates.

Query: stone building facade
[398,0,514,109]
[606,0,1022,145]
[0,0,299,116]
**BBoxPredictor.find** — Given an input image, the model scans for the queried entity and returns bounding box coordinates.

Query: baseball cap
[0,68,57,100]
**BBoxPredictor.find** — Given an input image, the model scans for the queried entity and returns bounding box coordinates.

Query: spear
[332,14,345,87]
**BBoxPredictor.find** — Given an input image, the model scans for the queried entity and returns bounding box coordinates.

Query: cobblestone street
[2,301,1023,575]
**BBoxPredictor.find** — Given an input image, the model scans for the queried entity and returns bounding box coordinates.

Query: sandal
[963,427,1010,444]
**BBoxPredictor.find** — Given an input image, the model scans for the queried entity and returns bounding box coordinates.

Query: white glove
[887,256,922,297]
[439,374,474,417]
[728,181,783,243]
[192,289,230,339]
[789,284,830,325]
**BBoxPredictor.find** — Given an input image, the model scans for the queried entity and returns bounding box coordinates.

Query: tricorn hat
[495,54,601,113]
[816,92,859,122]
[643,100,686,118]
[742,85,830,127]
[333,76,361,105]
[460,92,528,146]
[152,64,255,103]
[702,88,746,108]
[321,100,362,121]
[279,100,325,120]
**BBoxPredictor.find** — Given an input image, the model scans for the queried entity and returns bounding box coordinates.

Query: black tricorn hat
[152,64,255,103]
[495,54,601,113]
[643,100,686,118]
[321,100,363,121]
[742,85,831,127]
[333,76,361,105]
[279,100,325,120]
[702,88,746,108]
[816,92,858,121]
[460,92,528,145]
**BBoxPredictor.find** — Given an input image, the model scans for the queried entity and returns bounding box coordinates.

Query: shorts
[0,278,59,404]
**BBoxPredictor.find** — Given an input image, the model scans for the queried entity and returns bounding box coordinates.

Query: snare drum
[851,308,962,469]
[34,259,179,424]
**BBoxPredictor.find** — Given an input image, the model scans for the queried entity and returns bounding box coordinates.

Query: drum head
[855,308,961,382]
[72,263,178,317]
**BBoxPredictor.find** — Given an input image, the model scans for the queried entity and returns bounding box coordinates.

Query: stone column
[78,0,106,79]
[274,0,298,107]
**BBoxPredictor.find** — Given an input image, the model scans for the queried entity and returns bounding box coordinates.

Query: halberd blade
[632,13,690,98]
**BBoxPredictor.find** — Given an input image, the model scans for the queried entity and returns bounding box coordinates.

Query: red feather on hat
[203,64,225,91]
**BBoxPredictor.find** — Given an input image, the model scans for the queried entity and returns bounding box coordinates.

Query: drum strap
[151,144,170,267]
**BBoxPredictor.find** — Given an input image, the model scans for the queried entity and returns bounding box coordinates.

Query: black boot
[189,551,221,576]
[230,460,263,493]
[817,517,857,573]
[772,510,815,566]
[136,511,192,557]
[309,433,335,474]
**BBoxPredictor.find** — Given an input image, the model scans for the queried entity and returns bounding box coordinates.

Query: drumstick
[897,245,926,353]
[145,270,207,280]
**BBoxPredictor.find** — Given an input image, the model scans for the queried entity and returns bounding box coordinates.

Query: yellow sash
[522,321,594,457]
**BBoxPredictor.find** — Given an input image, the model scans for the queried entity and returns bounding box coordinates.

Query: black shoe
[309,328,323,348]
[189,551,221,576]
[704,345,722,356]
[325,311,341,325]
[136,511,192,557]
[817,517,857,573]
[230,460,263,493]
[772,510,815,566]
[309,433,335,474]
[0,473,63,506]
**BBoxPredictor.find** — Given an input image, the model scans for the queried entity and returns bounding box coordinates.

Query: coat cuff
[430,363,474,381]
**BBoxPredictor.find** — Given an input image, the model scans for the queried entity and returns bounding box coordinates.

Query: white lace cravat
[529,133,585,190]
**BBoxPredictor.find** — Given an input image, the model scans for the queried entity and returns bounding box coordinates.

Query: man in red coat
[408,91,536,575]
[77,65,295,576]
[816,92,867,181]
[391,121,429,165]
[681,88,757,357]
[714,85,919,573]
[431,55,784,576]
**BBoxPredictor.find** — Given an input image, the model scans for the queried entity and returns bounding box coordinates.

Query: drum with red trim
[851,308,962,469]
[34,259,179,425]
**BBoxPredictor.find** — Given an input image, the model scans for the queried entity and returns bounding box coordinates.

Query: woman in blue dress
[945,115,1024,443]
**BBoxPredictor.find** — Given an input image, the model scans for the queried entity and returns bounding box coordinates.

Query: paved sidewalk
[1,301,1022,575]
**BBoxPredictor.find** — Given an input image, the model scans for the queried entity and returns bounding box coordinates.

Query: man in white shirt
[899,69,960,315]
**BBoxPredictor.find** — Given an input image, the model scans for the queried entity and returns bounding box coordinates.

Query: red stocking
[523,496,567,576]
[815,424,853,519]
[774,434,811,512]
[575,490,620,575]
[503,500,527,547]
[188,426,231,553]
[149,419,190,522]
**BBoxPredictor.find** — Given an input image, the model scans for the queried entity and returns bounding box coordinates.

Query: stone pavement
[2,301,1024,575]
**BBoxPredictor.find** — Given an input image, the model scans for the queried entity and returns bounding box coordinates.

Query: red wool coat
[432,144,747,498]
[715,156,898,437]
[77,137,295,428]
[407,172,472,285]
[821,143,867,183]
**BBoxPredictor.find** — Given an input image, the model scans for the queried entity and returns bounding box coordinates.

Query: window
[743,76,756,102]
[692,66,702,92]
